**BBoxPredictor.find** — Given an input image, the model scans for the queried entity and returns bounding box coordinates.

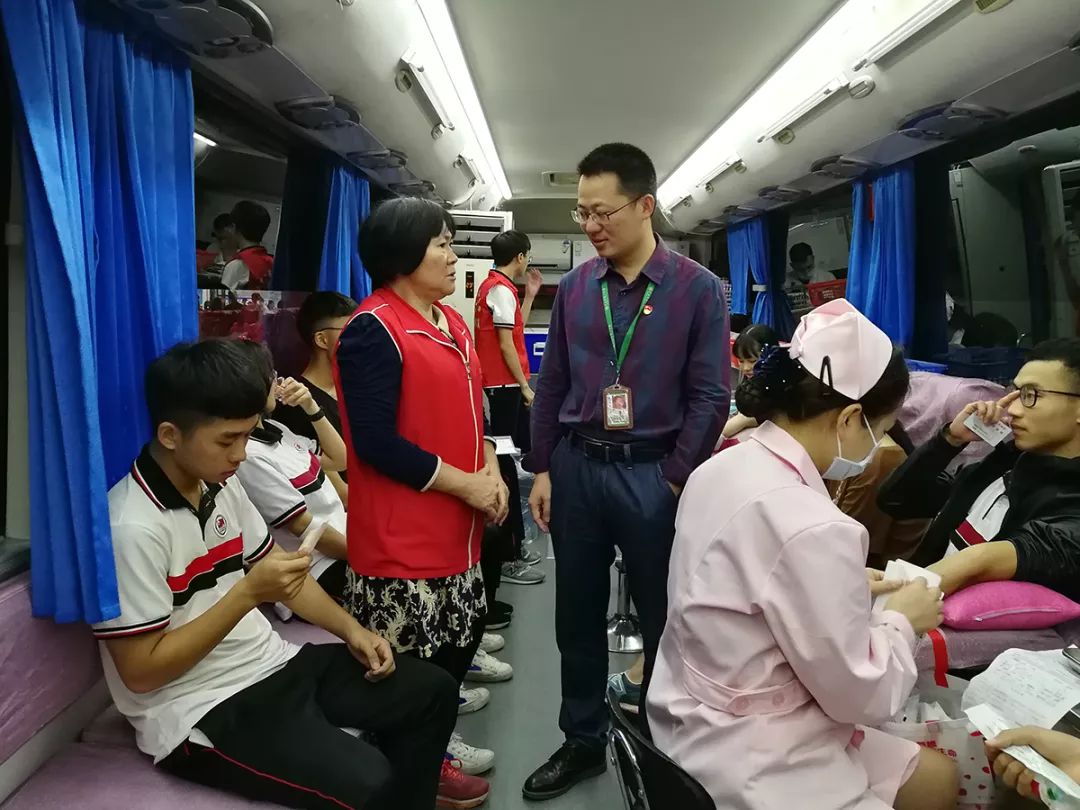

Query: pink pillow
[943,581,1080,631]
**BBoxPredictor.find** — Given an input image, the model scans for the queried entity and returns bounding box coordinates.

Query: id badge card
[603,385,634,431]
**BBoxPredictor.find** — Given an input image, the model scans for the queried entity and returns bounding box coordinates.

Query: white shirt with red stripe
[950,476,1009,553]
[236,419,344,581]
[92,447,299,762]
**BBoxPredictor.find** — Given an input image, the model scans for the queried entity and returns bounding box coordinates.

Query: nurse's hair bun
[734,345,805,421]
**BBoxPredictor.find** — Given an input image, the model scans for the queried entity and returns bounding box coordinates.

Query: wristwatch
[308,408,326,422]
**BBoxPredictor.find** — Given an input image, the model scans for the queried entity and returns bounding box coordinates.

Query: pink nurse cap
[788,299,894,400]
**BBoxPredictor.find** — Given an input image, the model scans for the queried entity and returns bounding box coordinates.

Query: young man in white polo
[92,338,485,810]
[474,229,544,592]
[232,339,350,604]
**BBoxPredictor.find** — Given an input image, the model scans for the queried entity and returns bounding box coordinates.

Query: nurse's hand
[884,578,944,634]
[866,568,903,596]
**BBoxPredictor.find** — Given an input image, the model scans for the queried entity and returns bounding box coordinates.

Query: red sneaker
[437,754,490,809]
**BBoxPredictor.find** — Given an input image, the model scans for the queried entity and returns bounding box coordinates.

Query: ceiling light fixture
[658,0,965,212]
[398,48,455,138]
[852,0,966,71]
[697,153,743,192]
[193,131,217,147]
[414,0,512,200]
[757,74,847,143]
[454,154,484,187]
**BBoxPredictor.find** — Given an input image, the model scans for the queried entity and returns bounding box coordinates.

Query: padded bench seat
[1,744,278,809]
[1,600,344,809]
[914,626,1066,672]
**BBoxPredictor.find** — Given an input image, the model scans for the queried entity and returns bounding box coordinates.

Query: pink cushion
[943,581,1080,630]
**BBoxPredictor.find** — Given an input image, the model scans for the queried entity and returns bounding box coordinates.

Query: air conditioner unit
[528,236,574,270]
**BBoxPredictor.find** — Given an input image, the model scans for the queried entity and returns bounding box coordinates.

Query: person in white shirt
[232,339,350,602]
[93,338,458,810]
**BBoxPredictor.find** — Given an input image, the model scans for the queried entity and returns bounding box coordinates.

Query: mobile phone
[1064,646,1080,671]
[298,518,326,556]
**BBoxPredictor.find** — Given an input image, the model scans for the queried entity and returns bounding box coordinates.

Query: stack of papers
[963,649,1080,805]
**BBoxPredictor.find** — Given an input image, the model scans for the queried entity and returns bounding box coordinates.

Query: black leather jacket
[877,426,1080,601]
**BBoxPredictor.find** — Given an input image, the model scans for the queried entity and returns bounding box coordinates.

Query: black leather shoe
[522,741,607,801]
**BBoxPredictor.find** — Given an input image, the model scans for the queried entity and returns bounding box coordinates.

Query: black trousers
[548,440,678,750]
[484,386,529,559]
[411,618,485,686]
[159,644,457,810]
[480,386,531,616]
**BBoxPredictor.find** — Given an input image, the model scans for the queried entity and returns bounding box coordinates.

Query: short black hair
[358,197,456,288]
[230,200,271,243]
[735,345,909,423]
[1028,338,1080,388]
[577,143,657,199]
[296,291,359,348]
[145,339,270,432]
[490,230,531,268]
[212,212,233,236]
[733,324,779,362]
[789,242,814,264]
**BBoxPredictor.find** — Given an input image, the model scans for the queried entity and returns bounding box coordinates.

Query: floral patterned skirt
[344,563,486,658]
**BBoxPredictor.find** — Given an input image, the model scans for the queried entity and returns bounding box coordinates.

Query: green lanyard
[601,280,656,381]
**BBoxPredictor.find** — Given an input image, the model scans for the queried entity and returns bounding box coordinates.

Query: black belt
[568,431,671,464]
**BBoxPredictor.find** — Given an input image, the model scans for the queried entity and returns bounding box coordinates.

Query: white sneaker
[479,632,505,653]
[465,648,513,683]
[447,732,495,775]
[458,686,490,715]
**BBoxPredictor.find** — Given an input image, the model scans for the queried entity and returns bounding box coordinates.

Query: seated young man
[879,338,1080,598]
[92,338,460,810]
[271,291,358,505]
[232,339,349,604]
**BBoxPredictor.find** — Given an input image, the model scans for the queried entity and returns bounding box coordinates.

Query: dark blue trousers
[549,439,679,749]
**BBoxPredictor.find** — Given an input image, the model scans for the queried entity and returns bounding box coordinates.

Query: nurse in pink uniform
[648,300,959,810]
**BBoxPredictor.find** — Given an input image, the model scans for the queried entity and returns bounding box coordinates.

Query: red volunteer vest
[474,270,529,388]
[235,245,273,290]
[334,289,485,579]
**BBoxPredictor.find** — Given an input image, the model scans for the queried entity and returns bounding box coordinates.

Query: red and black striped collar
[132,445,222,518]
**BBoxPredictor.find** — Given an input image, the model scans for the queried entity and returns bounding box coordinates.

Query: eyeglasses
[571,196,643,227]
[1012,383,1080,408]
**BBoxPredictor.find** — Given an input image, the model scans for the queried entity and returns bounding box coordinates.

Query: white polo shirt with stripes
[92,447,299,762]
[235,419,345,581]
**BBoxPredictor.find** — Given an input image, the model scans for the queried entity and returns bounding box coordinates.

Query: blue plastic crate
[905,359,947,374]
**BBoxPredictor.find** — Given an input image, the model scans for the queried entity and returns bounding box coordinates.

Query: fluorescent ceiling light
[658,0,963,211]
[758,74,847,143]
[852,0,966,71]
[193,131,217,147]
[415,0,512,200]
[400,48,455,135]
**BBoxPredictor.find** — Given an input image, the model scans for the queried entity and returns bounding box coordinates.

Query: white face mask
[822,415,881,481]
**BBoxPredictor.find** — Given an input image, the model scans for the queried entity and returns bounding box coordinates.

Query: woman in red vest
[334,197,508,806]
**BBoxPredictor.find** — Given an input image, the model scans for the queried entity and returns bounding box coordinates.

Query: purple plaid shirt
[527,238,730,486]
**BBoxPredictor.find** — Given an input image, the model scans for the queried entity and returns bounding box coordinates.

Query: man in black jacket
[879,338,1080,599]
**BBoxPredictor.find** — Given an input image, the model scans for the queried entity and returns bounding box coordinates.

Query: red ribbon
[928,628,949,687]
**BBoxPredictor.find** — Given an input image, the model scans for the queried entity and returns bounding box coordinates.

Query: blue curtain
[846,163,916,347]
[727,224,751,315]
[2,0,197,622]
[318,163,371,301]
[727,216,793,335]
